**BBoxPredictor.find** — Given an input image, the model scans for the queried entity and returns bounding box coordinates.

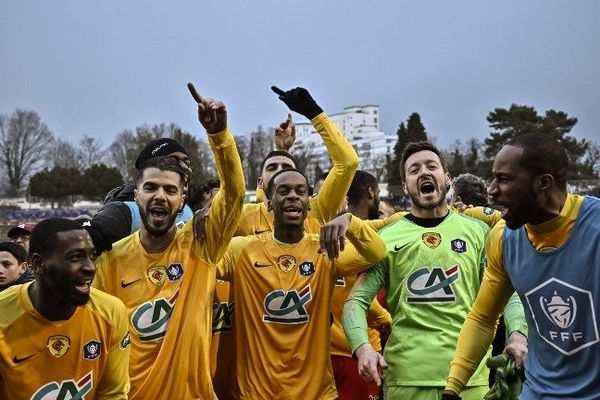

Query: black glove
[271,86,323,120]
[441,393,462,400]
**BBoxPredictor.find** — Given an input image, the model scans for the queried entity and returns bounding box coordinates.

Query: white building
[292,105,396,183]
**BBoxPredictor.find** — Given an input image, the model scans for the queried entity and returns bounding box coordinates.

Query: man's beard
[139,205,178,237]
[409,182,449,210]
[368,199,380,220]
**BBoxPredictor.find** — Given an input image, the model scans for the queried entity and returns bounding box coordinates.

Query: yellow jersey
[93,127,245,400]
[210,280,237,400]
[0,283,130,400]
[235,113,359,236]
[217,216,386,399]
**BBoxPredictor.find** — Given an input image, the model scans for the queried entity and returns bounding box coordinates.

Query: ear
[30,254,44,276]
[402,181,407,195]
[134,188,139,203]
[538,174,554,191]
[267,199,273,212]
[367,187,375,200]
[18,262,27,274]
[445,172,452,189]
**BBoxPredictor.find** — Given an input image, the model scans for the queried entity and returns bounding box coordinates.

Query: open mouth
[74,279,92,294]
[419,181,435,194]
[149,206,169,220]
[283,206,303,218]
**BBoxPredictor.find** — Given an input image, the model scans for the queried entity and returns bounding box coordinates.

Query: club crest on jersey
[131,288,179,341]
[298,261,315,277]
[213,302,234,333]
[31,370,93,400]
[263,285,312,324]
[422,232,441,249]
[83,340,102,360]
[166,263,184,281]
[278,255,296,272]
[335,277,346,287]
[406,265,460,303]
[525,278,599,355]
[451,239,467,253]
[47,335,70,358]
[147,266,167,285]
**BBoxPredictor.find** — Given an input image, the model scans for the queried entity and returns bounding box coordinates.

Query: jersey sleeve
[342,261,388,354]
[446,222,515,394]
[95,300,131,399]
[366,297,391,330]
[86,202,133,255]
[215,236,254,282]
[334,216,387,277]
[462,207,503,229]
[364,212,406,232]
[308,113,359,224]
[199,127,246,264]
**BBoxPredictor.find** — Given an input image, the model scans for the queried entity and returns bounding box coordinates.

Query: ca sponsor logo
[213,302,234,333]
[131,288,179,342]
[31,370,93,400]
[263,285,312,324]
[406,265,459,303]
[526,278,599,355]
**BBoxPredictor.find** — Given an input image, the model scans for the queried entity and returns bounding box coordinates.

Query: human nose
[487,179,498,197]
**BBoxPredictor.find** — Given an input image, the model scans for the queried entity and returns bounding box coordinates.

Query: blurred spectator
[0,242,33,291]
[7,223,34,252]
[378,197,396,219]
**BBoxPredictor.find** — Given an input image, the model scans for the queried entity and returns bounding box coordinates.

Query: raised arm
[271,85,359,223]
[188,83,245,264]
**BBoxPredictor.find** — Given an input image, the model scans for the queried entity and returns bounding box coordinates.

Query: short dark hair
[506,133,569,189]
[452,173,489,207]
[0,241,28,264]
[260,151,298,175]
[400,141,447,181]
[137,156,187,186]
[29,218,86,258]
[266,168,309,199]
[315,171,330,185]
[347,170,379,206]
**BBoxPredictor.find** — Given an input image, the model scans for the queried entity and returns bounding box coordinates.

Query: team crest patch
[451,239,467,253]
[47,335,70,358]
[83,340,102,360]
[483,207,495,216]
[298,261,315,277]
[422,232,441,249]
[278,255,296,272]
[147,266,167,285]
[166,263,184,281]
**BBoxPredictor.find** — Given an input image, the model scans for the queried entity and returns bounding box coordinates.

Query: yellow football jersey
[459,206,502,228]
[217,216,386,399]
[0,283,130,400]
[93,127,245,400]
[330,274,391,356]
[235,113,358,236]
[210,280,237,400]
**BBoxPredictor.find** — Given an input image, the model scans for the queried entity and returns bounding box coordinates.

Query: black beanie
[135,138,188,169]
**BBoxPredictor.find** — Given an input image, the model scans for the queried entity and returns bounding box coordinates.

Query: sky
[1,1,599,153]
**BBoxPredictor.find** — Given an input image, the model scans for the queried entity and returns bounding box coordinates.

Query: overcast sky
[1,1,598,152]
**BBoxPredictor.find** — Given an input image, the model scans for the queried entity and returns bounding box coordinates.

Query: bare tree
[79,134,105,168]
[0,109,54,196]
[46,138,84,169]
[109,129,136,181]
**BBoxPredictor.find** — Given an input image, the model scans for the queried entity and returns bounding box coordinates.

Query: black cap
[134,138,188,169]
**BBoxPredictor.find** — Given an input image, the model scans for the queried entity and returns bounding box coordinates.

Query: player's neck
[28,282,77,321]
[273,225,304,244]
[528,190,568,226]
[410,203,449,219]
[139,225,177,253]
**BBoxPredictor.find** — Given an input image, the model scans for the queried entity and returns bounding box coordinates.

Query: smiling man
[215,168,386,399]
[343,141,527,400]
[444,133,600,400]
[93,84,245,400]
[0,218,130,400]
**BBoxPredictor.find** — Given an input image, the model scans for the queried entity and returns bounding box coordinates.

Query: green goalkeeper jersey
[343,211,491,387]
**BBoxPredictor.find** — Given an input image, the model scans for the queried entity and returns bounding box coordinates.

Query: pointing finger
[271,85,285,96]
[187,82,204,103]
